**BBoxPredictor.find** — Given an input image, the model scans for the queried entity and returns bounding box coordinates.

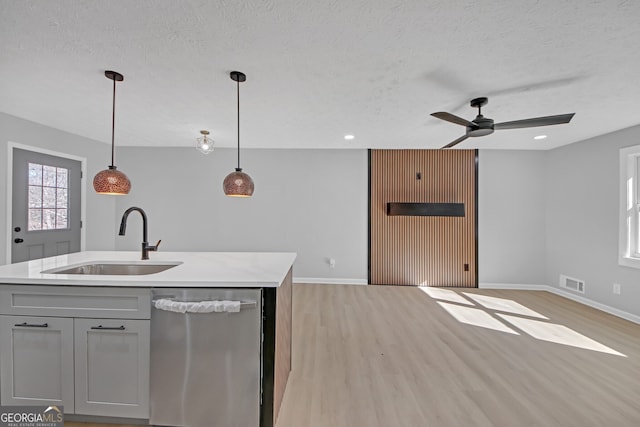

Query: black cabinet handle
[14,238,24,243]
[91,325,125,330]
[14,322,48,328]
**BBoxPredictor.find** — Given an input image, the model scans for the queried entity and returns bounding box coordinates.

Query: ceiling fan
[431,97,575,148]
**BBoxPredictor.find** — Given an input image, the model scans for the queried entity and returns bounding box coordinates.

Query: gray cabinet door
[0,315,74,412]
[74,318,150,419]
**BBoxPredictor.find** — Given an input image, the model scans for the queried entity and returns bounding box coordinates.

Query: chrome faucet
[118,207,161,260]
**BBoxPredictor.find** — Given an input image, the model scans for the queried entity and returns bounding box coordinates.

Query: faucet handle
[153,239,162,250]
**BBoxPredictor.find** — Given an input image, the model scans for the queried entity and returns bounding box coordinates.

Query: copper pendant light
[223,71,254,197]
[93,70,131,195]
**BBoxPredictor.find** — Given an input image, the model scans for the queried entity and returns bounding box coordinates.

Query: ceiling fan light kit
[431,97,575,149]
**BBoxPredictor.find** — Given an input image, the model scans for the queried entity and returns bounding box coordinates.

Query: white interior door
[11,148,82,263]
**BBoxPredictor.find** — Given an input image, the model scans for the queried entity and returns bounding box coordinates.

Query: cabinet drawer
[0,286,150,319]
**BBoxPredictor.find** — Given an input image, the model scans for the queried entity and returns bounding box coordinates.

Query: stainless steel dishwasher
[149,288,262,427]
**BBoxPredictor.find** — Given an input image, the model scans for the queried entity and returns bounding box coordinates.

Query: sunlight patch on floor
[419,287,474,305]
[497,314,627,357]
[437,301,519,334]
[421,288,627,357]
[463,293,548,319]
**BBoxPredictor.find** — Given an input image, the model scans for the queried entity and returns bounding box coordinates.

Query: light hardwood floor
[276,285,640,427]
[68,284,640,427]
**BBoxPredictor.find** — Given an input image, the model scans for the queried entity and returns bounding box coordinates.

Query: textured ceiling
[1,0,639,150]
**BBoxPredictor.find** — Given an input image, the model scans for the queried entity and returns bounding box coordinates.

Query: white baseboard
[293,277,368,285]
[479,283,548,290]
[480,282,640,325]
[544,286,640,325]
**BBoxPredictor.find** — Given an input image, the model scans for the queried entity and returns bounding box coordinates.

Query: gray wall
[545,124,640,316]
[5,112,637,316]
[115,146,546,285]
[114,147,368,281]
[478,150,547,285]
[0,113,116,265]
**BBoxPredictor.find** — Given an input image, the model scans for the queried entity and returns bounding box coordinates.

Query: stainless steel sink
[42,262,181,275]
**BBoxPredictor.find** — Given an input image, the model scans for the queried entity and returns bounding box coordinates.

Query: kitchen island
[0,251,296,427]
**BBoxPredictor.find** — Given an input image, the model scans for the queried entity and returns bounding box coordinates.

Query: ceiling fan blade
[431,112,476,127]
[494,113,575,130]
[441,135,469,149]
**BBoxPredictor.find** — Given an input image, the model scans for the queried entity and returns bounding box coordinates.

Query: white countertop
[0,251,297,288]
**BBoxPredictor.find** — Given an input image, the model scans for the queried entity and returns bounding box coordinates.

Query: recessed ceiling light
[344,134,355,140]
[534,135,547,140]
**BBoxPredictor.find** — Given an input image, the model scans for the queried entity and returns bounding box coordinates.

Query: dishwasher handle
[152,298,256,314]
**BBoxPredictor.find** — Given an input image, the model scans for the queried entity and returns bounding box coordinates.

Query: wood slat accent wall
[370,149,477,287]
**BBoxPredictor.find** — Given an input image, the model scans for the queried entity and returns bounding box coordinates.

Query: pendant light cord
[236,78,241,169]
[111,76,116,167]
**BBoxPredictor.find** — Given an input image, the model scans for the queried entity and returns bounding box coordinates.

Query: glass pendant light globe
[196,130,215,154]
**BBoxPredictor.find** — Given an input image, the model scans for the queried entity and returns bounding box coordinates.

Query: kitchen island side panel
[260,267,292,427]
[274,268,292,423]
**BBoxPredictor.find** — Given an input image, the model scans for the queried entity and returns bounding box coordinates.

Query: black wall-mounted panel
[386,202,465,217]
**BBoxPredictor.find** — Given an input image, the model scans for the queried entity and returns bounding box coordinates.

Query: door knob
[14,238,24,243]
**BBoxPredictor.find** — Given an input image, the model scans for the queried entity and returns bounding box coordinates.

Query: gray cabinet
[74,318,150,418]
[0,286,150,419]
[0,315,75,411]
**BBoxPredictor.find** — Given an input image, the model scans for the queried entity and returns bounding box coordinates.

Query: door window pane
[28,163,42,185]
[43,165,57,186]
[27,162,70,230]
[28,209,42,231]
[28,186,42,208]
[56,209,68,229]
[57,168,68,188]
[56,188,67,208]
[42,187,56,208]
[637,205,640,254]
[42,209,56,230]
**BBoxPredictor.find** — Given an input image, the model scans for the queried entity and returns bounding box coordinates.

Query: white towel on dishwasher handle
[154,298,187,313]
[153,299,241,314]
[224,300,241,313]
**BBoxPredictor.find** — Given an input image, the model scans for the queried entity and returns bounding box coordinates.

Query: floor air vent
[559,274,585,293]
